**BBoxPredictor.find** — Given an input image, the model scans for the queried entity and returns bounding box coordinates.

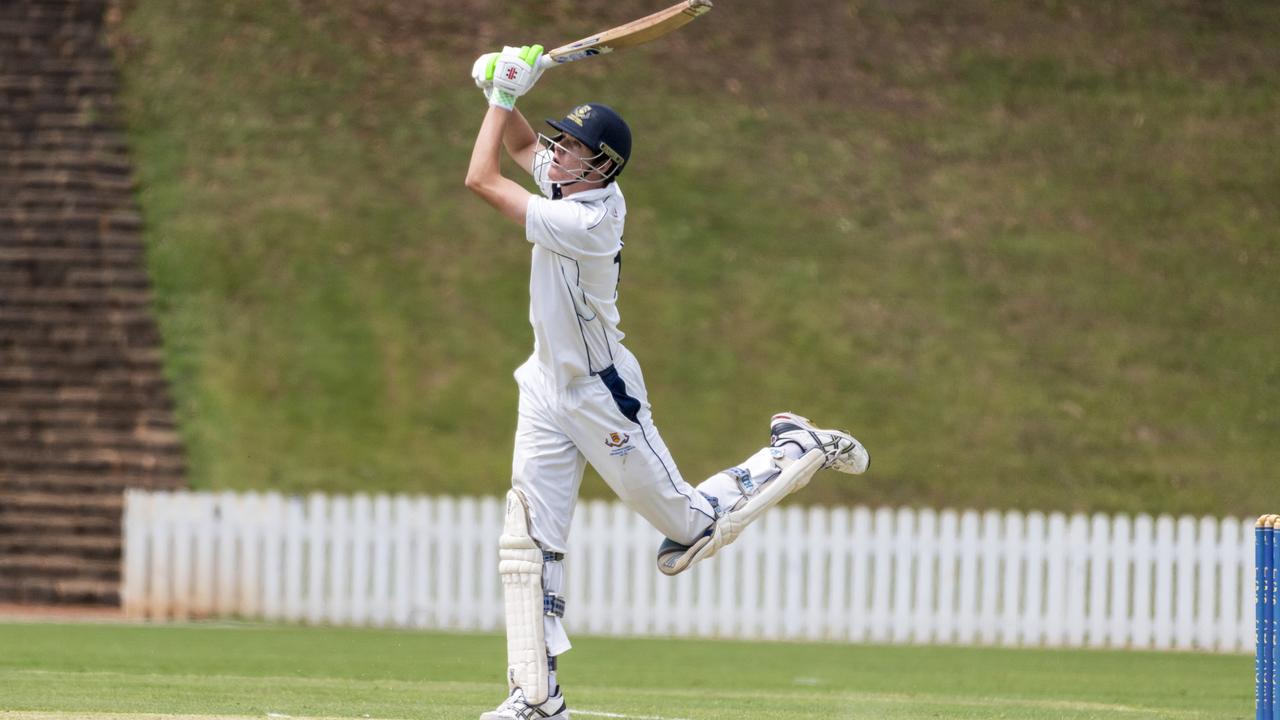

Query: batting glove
[489,45,544,109]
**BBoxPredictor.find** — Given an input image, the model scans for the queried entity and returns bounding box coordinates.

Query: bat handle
[537,54,555,70]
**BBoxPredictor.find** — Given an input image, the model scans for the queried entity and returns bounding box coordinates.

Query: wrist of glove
[488,87,517,111]
[471,45,544,109]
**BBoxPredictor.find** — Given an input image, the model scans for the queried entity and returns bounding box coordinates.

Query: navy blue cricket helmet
[546,103,632,182]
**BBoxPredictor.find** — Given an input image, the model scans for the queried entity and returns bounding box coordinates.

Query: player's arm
[503,108,538,175]
[465,107,533,227]
[466,46,545,225]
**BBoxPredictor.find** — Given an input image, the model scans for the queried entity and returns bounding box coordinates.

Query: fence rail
[122,491,1256,652]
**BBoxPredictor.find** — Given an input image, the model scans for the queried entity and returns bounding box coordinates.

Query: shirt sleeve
[526,196,618,259]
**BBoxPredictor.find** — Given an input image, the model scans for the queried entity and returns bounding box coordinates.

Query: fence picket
[783,506,806,640]
[435,496,457,630]
[283,496,305,623]
[871,507,894,644]
[306,494,328,625]
[392,496,414,627]
[826,507,850,641]
[1153,515,1175,649]
[349,495,372,625]
[935,510,959,644]
[1131,514,1154,649]
[849,507,872,643]
[170,492,193,621]
[999,511,1023,646]
[371,495,394,627]
[979,510,1001,645]
[1174,516,1197,649]
[119,493,1260,654]
[1065,514,1089,647]
[261,493,284,622]
[632,511,655,637]
[412,497,432,629]
[912,509,936,644]
[328,495,351,625]
[585,500,609,636]
[739,520,762,639]
[240,493,264,620]
[1022,512,1045,646]
[1196,516,1218,651]
[122,490,147,618]
[956,510,980,645]
[1088,513,1110,647]
[1219,517,1241,652]
[479,497,502,632]
[1238,518,1254,654]
[147,492,170,620]
[1109,514,1132,648]
[215,491,237,617]
[806,506,829,641]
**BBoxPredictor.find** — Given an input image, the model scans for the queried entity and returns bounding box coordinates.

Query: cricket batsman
[465,45,870,720]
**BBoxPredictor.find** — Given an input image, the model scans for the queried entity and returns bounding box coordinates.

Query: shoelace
[808,430,853,466]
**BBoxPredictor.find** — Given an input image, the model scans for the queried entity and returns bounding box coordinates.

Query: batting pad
[500,489,550,705]
[657,448,824,575]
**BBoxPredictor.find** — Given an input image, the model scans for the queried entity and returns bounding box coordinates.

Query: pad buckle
[543,592,566,617]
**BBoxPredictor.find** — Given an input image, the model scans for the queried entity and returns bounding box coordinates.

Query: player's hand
[490,45,544,108]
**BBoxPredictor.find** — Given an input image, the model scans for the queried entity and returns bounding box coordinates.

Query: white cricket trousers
[511,345,720,655]
[512,345,719,551]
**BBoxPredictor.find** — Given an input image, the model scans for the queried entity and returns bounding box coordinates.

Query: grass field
[0,622,1252,719]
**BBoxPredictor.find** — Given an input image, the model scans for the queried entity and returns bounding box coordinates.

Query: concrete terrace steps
[0,577,121,605]
[2,471,182,495]
[0,0,186,605]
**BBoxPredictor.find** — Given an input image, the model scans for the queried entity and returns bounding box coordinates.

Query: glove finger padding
[471,52,499,89]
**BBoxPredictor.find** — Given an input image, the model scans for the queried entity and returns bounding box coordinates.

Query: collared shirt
[524,147,628,386]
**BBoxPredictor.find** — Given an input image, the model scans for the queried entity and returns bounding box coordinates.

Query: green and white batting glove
[487,44,544,110]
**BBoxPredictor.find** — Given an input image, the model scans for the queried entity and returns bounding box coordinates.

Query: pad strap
[656,449,824,575]
[543,593,566,617]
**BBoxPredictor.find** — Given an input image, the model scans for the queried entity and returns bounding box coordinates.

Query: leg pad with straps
[500,489,559,705]
[656,448,824,576]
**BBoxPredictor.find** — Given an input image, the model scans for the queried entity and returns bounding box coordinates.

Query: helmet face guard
[535,132,622,187]
[541,103,631,187]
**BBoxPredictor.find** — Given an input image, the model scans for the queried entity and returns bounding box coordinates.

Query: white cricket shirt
[524,147,627,387]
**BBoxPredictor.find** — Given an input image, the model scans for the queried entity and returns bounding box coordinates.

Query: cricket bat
[536,0,713,69]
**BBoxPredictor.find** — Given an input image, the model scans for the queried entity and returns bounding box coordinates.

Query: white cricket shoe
[479,687,568,720]
[770,412,869,474]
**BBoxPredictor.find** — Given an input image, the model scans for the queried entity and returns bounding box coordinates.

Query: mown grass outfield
[0,622,1251,719]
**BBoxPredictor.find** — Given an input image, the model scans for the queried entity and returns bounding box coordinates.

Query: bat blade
[539,0,712,68]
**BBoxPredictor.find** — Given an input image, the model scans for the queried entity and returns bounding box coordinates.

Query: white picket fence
[122,490,1257,653]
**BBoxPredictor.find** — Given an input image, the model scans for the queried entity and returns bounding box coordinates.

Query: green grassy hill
[112,0,1279,515]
